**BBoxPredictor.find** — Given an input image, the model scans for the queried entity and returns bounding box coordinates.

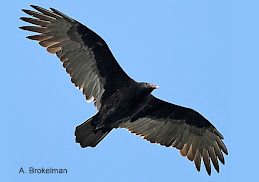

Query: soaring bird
[20,5,228,175]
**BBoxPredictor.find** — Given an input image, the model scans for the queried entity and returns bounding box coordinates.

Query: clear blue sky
[1,0,258,181]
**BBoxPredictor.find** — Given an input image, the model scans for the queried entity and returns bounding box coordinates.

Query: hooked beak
[149,84,159,89]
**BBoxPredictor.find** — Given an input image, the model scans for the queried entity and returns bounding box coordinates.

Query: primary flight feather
[20,5,228,175]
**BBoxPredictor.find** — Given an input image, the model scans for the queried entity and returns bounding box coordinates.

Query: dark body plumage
[20,5,228,175]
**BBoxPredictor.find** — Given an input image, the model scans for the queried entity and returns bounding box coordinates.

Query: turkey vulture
[20,5,228,175]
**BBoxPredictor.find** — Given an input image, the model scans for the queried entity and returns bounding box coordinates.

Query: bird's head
[139,82,159,93]
[145,83,159,89]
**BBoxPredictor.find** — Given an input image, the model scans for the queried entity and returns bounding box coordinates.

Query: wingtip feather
[30,5,37,8]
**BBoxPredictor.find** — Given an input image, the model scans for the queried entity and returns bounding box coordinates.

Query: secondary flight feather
[20,5,228,175]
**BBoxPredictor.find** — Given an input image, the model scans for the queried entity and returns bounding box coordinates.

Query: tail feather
[75,117,111,147]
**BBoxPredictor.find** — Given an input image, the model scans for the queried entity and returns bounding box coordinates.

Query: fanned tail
[75,117,111,147]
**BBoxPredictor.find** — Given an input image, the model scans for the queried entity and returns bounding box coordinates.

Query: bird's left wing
[118,95,228,175]
[20,5,134,109]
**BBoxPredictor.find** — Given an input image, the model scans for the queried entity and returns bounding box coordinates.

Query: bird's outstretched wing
[20,5,133,109]
[118,95,228,175]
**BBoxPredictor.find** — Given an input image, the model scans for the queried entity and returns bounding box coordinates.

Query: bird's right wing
[118,95,228,175]
[20,5,134,109]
